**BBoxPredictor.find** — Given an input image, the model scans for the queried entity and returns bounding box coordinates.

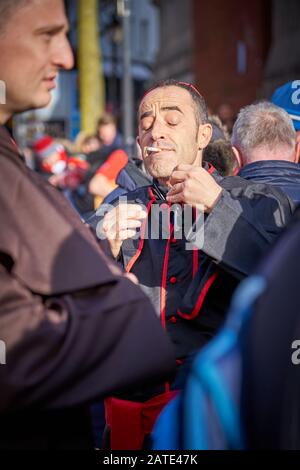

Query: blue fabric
[117,167,139,193]
[271,80,300,131]
[152,276,266,450]
[238,160,300,205]
[103,187,128,205]
[151,396,182,450]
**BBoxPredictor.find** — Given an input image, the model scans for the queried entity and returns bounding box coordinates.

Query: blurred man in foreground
[0,0,175,449]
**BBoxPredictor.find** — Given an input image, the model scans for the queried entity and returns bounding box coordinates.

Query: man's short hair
[203,140,237,176]
[140,79,208,127]
[231,101,296,158]
[97,112,117,128]
[0,0,30,34]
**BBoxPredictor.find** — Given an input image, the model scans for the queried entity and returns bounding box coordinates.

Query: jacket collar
[238,160,300,181]
[238,160,300,205]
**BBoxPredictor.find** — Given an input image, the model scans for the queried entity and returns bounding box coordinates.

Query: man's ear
[232,146,243,170]
[197,123,213,150]
[136,136,143,159]
[294,140,300,163]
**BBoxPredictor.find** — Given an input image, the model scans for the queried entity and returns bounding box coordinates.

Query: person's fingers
[102,205,147,232]
[170,165,207,185]
[166,191,184,203]
[117,204,147,218]
[102,205,146,257]
[109,206,147,225]
[167,179,195,204]
[116,218,143,231]
[117,228,139,240]
[169,171,189,186]
[105,218,142,239]
[166,182,183,196]
[104,214,144,231]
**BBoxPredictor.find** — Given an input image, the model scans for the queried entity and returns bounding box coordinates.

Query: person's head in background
[231,101,299,169]
[33,135,68,174]
[97,113,119,147]
[217,103,235,134]
[203,115,238,176]
[0,0,73,124]
[75,131,101,154]
[271,80,300,145]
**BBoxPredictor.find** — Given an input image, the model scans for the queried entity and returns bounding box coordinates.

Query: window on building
[237,41,247,75]
[140,19,149,58]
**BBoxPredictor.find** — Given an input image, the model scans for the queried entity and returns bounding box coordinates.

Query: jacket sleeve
[0,264,175,413]
[199,185,293,278]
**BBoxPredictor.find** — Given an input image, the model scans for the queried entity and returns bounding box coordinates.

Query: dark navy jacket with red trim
[89,168,294,449]
[92,168,293,372]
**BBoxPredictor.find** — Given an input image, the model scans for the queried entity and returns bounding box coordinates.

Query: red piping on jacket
[177,271,219,320]
[192,249,199,279]
[159,203,174,393]
[191,207,199,279]
[208,163,216,174]
[182,165,216,314]
[125,164,215,273]
[160,205,174,331]
[125,190,156,273]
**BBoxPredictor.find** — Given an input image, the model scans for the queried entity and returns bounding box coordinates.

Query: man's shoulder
[220,174,294,213]
[221,174,289,197]
[109,184,152,206]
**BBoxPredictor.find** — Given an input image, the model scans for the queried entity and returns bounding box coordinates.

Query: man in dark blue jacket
[91,80,294,449]
[98,86,295,356]
[232,101,300,205]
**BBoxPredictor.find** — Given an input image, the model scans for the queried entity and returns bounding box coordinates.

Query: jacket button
[169,276,177,284]
[170,316,177,324]
[171,237,177,244]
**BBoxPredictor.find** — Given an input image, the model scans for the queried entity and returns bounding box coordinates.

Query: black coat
[91,171,293,368]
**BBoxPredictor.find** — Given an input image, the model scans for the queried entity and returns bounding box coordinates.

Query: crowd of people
[1,0,300,451]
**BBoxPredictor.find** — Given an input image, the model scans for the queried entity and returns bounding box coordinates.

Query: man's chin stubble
[147,162,176,180]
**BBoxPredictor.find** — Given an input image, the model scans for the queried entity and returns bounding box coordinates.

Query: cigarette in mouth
[144,146,162,157]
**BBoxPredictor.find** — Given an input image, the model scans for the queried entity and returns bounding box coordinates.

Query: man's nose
[150,119,167,141]
[53,36,74,71]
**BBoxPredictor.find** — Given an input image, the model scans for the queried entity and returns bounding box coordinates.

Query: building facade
[153,0,300,115]
[153,0,195,83]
